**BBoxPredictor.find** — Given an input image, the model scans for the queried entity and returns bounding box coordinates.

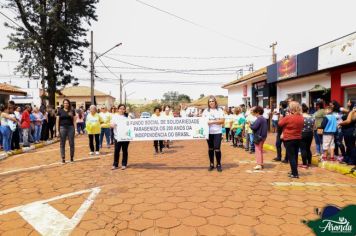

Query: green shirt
[313,109,325,129]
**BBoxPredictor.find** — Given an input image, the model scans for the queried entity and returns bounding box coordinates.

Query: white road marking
[0,187,101,236]
[0,154,111,176]
[271,182,356,187]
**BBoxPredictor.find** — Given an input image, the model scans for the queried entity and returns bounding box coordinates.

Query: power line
[102,55,244,76]
[107,53,271,60]
[135,0,269,52]
[0,11,23,29]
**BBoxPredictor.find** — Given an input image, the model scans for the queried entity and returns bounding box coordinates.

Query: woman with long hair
[339,100,356,165]
[202,96,225,172]
[300,104,315,168]
[56,99,77,163]
[330,100,346,160]
[76,108,85,135]
[111,104,130,170]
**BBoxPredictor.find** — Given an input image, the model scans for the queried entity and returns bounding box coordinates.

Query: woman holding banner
[202,96,225,172]
[111,104,130,170]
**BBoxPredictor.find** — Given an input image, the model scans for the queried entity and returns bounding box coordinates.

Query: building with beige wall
[57,86,115,110]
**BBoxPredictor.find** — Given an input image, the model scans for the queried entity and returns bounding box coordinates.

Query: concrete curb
[0,139,59,162]
[262,143,356,178]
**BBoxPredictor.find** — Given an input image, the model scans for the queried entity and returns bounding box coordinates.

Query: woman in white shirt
[111,104,130,170]
[202,96,225,172]
[161,105,173,148]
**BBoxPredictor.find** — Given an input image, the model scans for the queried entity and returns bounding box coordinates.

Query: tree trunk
[46,66,57,107]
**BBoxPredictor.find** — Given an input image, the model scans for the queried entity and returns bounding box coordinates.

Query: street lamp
[90,31,122,105]
[120,79,135,104]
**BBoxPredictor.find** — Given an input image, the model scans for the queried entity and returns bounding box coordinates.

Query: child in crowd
[320,107,338,161]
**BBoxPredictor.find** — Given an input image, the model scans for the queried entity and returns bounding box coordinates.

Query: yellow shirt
[85,113,103,134]
[99,112,111,128]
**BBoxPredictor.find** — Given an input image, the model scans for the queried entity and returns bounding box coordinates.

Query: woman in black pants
[152,106,164,154]
[202,96,225,172]
[300,104,314,168]
[111,104,130,170]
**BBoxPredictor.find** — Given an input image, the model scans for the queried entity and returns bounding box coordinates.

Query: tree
[3,0,98,105]
[161,91,191,109]
[177,94,191,103]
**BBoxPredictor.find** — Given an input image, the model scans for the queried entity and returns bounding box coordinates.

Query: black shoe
[217,166,222,172]
[249,151,255,154]
[245,149,249,152]
[208,166,214,171]
[273,157,282,162]
[61,158,65,164]
[282,159,289,164]
[70,157,74,163]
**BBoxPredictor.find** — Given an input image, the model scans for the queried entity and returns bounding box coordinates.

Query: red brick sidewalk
[0,136,355,235]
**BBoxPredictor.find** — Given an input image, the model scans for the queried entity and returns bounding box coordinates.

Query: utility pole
[90,31,95,105]
[124,90,127,105]
[270,42,277,63]
[119,74,123,104]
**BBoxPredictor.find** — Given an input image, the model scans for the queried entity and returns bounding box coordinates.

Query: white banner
[114,117,209,141]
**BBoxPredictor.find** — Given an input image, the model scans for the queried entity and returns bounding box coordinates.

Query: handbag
[253,134,263,144]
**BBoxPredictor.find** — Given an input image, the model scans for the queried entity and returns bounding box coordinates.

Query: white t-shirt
[263,108,271,120]
[202,108,224,134]
[272,108,279,121]
[224,114,233,128]
[111,114,129,141]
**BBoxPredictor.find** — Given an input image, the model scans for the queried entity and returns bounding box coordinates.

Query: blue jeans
[77,122,85,134]
[34,125,42,142]
[313,130,323,155]
[249,133,255,151]
[0,126,12,152]
[100,128,111,147]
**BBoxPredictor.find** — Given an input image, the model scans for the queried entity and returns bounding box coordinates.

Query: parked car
[140,112,151,118]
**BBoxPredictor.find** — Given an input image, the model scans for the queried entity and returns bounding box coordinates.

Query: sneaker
[111,166,118,170]
[208,166,214,171]
[322,156,327,161]
[330,157,336,162]
[289,174,299,178]
[89,152,94,155]
[154,151,159,155]
[249,150,255,154]
[121,166,126,170]
[95,151,100,155]
[253,165,263,170]
[217,166,222,172]
[300,165,308,169]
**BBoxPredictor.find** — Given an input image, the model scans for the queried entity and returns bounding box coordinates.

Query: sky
[1,0,356,101]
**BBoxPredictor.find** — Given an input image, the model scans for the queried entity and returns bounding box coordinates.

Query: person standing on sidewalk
[320,107,338,161]
[111,104,130,170]
[263,105,271,132]
[21,105,31,147]
[202,96,225,172]
[56,99,77,163]
[99,106,111,149]
[271,105,279,133]
[273,100,288,162]
[313,100,325,157]
[278,101,304,178]
[300,104,315,168]
[339,102,356,165]
[0,104,17,154]
[250,106,268,170]
[33,107,44,144]
[245,107,257,154]
[86,105,103,155]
